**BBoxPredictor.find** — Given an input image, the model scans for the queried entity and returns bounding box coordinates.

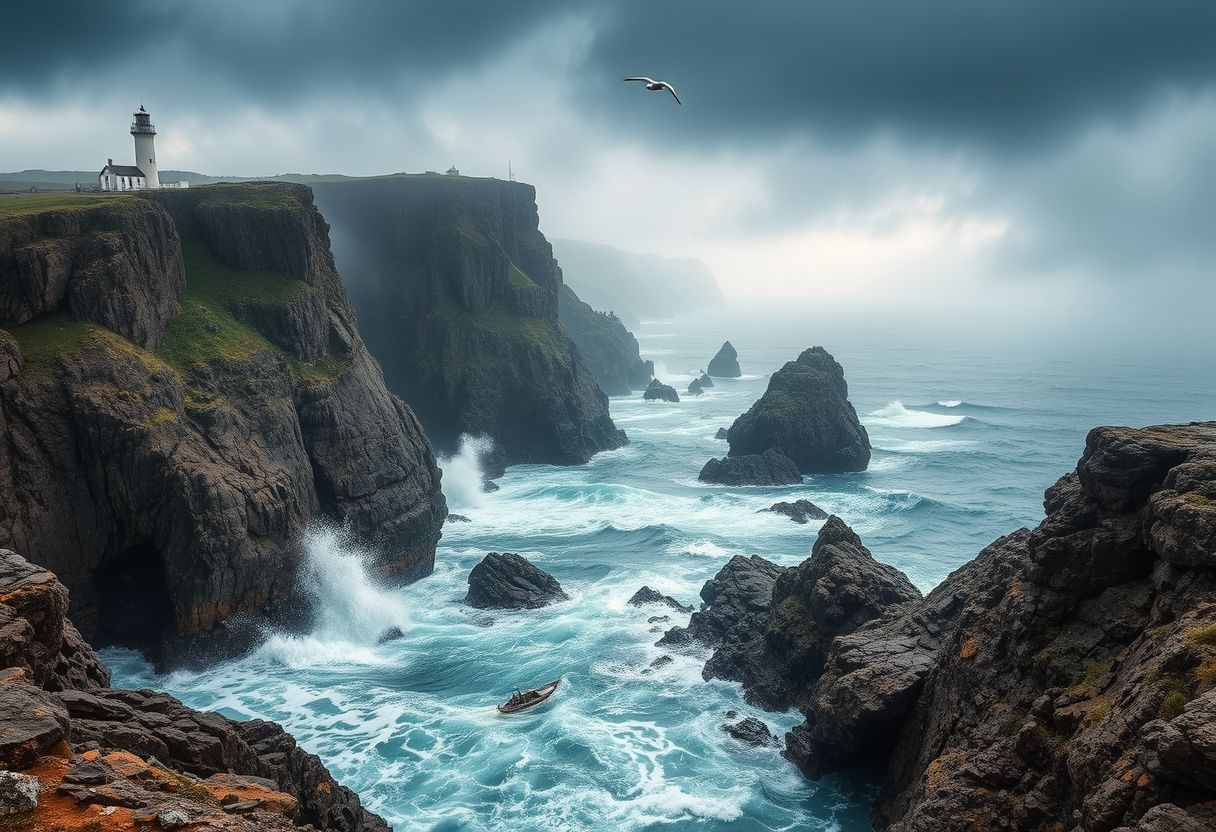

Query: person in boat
[510,688,525,705]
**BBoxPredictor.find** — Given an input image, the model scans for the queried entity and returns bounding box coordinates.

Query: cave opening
[93,540,174,657]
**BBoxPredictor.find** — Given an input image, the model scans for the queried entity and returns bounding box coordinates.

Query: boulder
[722,717,780,748]
[715,428,729,440]
[643,379,680,403]
[699,447,803,486]
[687,378,705,396]
[725,346,870,473]
[627,586,692,613]
[0,771,39,816]
[447,514,471,524]
[708,341,741,377]
[465,553,568,609]
[760,499,829,524]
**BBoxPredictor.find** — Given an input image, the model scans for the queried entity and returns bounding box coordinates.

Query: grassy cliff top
[0,192,142,217]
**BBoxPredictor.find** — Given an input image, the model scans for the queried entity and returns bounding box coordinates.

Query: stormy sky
[3,1,1214,338]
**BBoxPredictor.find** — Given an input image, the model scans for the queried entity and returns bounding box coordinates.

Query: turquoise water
[106,310,1216,831]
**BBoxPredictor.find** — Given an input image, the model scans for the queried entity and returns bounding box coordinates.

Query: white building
[99,106,188,191]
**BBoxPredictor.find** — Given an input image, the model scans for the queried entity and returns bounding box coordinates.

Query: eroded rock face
[557,283,652,395]
[725,347,870,474]
[708,341,741,378]
[0,184,446,661]
[644,379,680,402]
[0,548,390,832]
[311,176,626,470]
[698,447,803,486]
[761,499,829,524]
[0,198,185,349]
[873,423,1216,832]
[465,552,568,609]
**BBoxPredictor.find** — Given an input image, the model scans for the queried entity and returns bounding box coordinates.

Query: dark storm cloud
[577,0,1216,151]
[7,1,1214,154]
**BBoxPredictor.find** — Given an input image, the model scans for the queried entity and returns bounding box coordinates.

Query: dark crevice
[93,539,173,660]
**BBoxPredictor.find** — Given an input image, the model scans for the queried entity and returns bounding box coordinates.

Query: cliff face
[310,175,626,469]
[671,422,1216,831]
[0,548,389,832]
[0,185,446,661]
[557,283,652,395]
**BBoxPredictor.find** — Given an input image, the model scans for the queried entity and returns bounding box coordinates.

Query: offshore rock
[697,372,715,389]
[708,341,741,377]
[725,346,870,474]
[722,717,781,748]
[699,447,803,486]
[715,427,729,440]
[687,378,705,396]
[465,552,568,610]
[628,586,693,613]
[644,378,680,402]
[761,499,829,524]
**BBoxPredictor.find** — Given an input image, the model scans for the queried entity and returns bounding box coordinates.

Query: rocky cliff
[671,422,1216,831]
[0,547,389,832]
[0,185,446,661]
[557,283,652,395]
[310,175,626,471]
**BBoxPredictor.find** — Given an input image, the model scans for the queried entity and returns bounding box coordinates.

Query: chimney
[108,158,113,167]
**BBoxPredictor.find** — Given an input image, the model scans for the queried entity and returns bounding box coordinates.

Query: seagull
[624,76,682,105]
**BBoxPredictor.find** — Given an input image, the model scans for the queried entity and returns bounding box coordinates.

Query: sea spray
[438,434,495,510]
[258,525,408,666]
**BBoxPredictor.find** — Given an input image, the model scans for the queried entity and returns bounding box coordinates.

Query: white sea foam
[937,400,963,407]
[866,400,966,428]
[438,434,494,510]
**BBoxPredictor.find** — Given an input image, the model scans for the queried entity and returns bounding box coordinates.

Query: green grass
[509,264,538,290]
[3,312,167,376]
[1187,623,1216,649]
[0,192,132,217]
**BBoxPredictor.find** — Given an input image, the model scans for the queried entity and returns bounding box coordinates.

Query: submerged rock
[642,655,674,675]
[724,346,870,474]
[628,586,693,613]
[446,514,471,524]
[722,717,780,748]
[699,447,803,486]
[465,552,568,609]
[375,627,404,645]
[708,341,742,378]
[760,499,829,524]
[687,378,705,396]
[643,379,680,403]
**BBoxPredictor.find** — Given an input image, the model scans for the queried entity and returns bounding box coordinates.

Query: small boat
[497,679,561,714]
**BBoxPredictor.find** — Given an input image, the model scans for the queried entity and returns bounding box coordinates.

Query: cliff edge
[0,185,446,662]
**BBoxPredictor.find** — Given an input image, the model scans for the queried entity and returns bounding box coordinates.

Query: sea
[106,307,1216,831]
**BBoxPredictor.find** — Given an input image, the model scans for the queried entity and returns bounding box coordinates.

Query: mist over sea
[107,309,1216,831]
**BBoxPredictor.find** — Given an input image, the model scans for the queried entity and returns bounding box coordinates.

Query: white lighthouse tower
[130,105,160,188]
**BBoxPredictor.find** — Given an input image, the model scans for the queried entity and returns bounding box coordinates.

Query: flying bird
[624,76,682,105]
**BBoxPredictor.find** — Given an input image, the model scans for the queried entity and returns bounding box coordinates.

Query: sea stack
[725,346,870,474]
[707,341,742,377]
[465,552,568,609]
[643,379,680,402]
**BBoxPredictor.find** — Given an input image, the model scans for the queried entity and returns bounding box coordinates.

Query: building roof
[101,164,145,177]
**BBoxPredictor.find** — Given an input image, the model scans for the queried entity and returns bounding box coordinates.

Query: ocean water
[106,310,1216,832]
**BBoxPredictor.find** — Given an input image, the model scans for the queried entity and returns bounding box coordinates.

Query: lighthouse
[98,106,186,191]
[130,105,159,188]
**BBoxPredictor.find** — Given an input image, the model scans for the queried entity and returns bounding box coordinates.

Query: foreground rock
[668,518,920,710]
[310,176,626,470]
[627,586,692,613]
[0,548,389,832]
[465,552,568,609]
[699,447,803,486]
[761,499,829,524]
[0,184,446,663]
[557,283,652,395]
[643,379,680,402]
[708,341,742,377]
[722,346,870,474]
